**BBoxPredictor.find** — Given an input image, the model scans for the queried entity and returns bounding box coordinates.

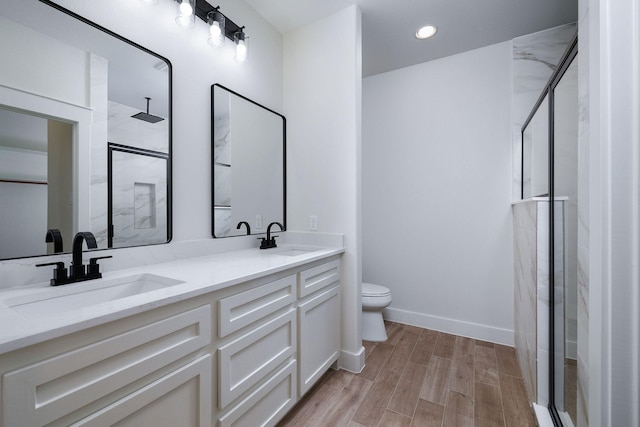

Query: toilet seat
[362,282,391,297]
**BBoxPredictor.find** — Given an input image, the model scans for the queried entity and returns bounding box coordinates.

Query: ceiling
[245,0,578,77]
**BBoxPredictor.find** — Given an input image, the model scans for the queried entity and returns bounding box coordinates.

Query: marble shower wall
[110,150,167,247]
[576,0,590,424]
[512,24,577,201]
[213,113,233,237]
[90,100,169,247]
[512,199,565,407]
[513,200,538,402]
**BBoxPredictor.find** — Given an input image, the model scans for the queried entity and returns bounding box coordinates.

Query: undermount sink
[6,273,184,317]
[268,247,320,257]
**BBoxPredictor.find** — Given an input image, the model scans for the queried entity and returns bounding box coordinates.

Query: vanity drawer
[70,355,212,427]
[2,305,211,427]
[217,360,296,427]
[298,260,340,298]
[218,274,296,338]
[218,309,296,408]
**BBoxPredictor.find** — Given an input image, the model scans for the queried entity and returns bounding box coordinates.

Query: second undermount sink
[267,246,320,257]
[6,273,184,317]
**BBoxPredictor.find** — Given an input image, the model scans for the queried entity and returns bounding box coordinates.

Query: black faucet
[259,222,284,249]
[237,221,251,235]
[45,229,64,253]
[36,231,112,286]
[70,232,98,279]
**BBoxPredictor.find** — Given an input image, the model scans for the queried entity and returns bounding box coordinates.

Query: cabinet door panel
[298,260,339,298]
[218,274,295,338]
[218,360,296,427]
[298,286,340,396]
[2,305,211,427]
[218,309,296,408]
[71,355,212,427]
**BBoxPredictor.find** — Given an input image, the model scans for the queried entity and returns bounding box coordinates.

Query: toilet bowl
[361,282,392,342]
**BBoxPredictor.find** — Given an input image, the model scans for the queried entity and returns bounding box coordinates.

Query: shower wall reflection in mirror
[212,84,286,238]
[0,0,171,260]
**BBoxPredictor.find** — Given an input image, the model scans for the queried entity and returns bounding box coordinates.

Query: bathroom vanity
[0,246,342,427]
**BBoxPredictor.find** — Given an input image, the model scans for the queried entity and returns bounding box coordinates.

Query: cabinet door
[298,285,340,396]
[70,355,212,427]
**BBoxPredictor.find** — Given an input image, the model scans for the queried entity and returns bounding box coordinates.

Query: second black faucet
[259,222,284,249]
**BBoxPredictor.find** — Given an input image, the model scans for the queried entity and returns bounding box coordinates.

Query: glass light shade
[139,0,159,4]
[234,31,248,63]
[208,11,225,47]
[175,0,195,28]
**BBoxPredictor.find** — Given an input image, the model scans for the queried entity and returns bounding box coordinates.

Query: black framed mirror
[211,84,286,238]
[0,0,172,259]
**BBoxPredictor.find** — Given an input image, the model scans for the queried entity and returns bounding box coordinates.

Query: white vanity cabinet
[0,300,214,427]
[0,254,342,427]
[214,258,342,425]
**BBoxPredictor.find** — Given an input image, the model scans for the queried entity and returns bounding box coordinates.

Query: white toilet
[361,282,392,342]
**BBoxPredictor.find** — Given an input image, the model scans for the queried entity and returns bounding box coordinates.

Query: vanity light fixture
[173,0,248,61]
[415,25,437,39]
[207,9,225,47]
[234,28,248,63]
[175,0,196,28]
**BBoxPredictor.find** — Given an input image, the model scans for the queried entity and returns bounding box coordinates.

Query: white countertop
[0,244,344,354]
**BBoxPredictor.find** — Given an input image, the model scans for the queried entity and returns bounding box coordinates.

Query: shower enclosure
[521,36,578,427]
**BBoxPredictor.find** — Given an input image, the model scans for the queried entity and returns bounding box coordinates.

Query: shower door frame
[520,34,578,427]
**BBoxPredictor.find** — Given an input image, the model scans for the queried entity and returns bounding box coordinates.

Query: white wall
[586,0,640,425]
[362,41,515,345]
[284,6,363,371]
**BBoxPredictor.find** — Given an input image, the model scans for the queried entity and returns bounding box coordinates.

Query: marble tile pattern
[214,207,232,237]
[512,24,577,200]
[512,200,565,409]
[213,113,232,235]
[110,151,167,247]
[89,100,169,249]
[213,165,231,206]
[213,113,231,164]
[89,54,109,248]
[512,201,538,403]
[576,1,590,424]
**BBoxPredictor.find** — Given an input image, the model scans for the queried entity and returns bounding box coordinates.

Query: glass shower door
[551,49,579,427]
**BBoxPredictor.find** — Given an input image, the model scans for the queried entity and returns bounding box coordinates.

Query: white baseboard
[383,307,514,346]
[338,346,365,373]
[566,339,577,360]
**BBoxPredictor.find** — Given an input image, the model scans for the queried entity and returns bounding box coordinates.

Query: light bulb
[179,0,193,16]
[235,40,247,62]
[210,21,221,38]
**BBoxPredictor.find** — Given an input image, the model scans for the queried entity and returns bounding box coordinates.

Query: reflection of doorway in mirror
[0,108,73,258]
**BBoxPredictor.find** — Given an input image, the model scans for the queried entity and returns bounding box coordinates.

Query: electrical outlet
[309,215,318,231]
[255,215,263,229]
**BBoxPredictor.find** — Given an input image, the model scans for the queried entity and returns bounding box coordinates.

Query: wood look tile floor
[278,321,536,427]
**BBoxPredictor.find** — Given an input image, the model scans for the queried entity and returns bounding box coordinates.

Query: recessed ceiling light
[415,25,437,40]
